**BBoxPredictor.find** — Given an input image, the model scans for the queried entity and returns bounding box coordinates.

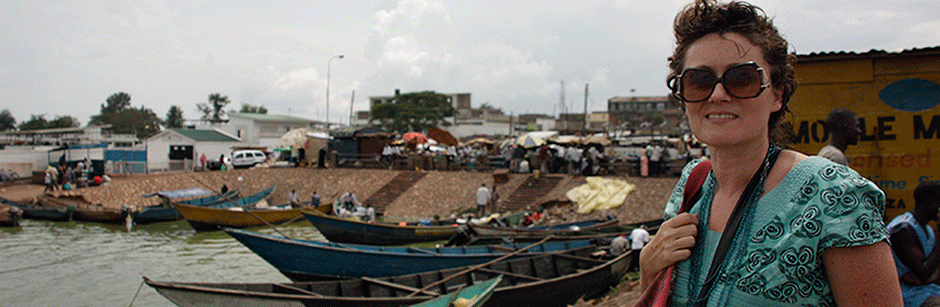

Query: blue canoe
[135,189,244,224]
[224,228,598,281]
[301,209,458,245]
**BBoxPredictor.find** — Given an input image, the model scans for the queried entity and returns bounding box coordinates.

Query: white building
[145,128,241,172]
[204,113,324,150]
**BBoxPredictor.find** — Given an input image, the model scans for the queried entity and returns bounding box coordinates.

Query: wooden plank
[361,277,440,296]
[552,253,606,264]
[475,267,542,282]
[273,284,323,297]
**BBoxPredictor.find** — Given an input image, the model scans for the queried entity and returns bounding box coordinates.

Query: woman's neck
[709,141,770,192]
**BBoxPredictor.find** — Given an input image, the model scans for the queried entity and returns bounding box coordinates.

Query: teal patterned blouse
[664,156,887,306]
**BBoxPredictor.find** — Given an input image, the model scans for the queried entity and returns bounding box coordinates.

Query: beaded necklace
[686,143,780,306]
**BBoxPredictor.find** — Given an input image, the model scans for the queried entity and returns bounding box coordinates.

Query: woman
[638,1,902,306]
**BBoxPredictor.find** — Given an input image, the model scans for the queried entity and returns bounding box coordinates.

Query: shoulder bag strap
[693,150,781,306]
[681,160,712,214]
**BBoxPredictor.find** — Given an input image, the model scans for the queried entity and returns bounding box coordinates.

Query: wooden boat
[224,228,597,280]
[410,275,501,307]
[175,189,242,206]
[144,247,631,307]
[134,189,243,224]
[1,197,73,221]
[301,209,458,245]
[448,218,664,246]
[175,192,334,231]
[0,202,22,227]
[37,195,127,224]
[198,186,276,209]
[468,218,620,237]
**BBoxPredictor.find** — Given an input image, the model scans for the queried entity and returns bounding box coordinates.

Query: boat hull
[224,228,595,281]
[145,248,631,307]
[177,202,331,232]
[301,209,458,245]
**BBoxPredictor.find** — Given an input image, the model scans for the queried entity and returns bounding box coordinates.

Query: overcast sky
[2,0,938,127]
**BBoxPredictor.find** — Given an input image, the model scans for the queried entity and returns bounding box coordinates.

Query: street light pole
[326,54,344,130]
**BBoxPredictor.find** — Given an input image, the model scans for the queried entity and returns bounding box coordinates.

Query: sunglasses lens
[724,64,763,98]
[681,69,717,102]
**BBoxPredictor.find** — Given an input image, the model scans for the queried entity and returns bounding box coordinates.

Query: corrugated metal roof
[169,129,240,142]
[798,46,940,62]
[228,113,317,123]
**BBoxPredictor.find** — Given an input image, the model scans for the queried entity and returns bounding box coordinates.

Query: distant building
[0,125,139,148]
[607,96,684,131]
[205,113,324,150]
[145,128,242,172]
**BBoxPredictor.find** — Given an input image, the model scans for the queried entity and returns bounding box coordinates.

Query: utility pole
[560,80,566,130]
[348,90,355,126]
[583,83,589,131]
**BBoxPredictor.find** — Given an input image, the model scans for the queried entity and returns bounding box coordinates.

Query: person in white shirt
[475,183,491,217]
[288,189,299,207]
[518,159,530,173]
[629,225,650,271]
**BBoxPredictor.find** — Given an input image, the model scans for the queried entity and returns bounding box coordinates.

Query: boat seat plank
[273,284,323,297]
[552,253,606,264]
[475,267,542,282]
[361,277,440,296]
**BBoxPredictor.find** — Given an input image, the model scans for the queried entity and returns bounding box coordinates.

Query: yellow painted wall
[788,53,940,220]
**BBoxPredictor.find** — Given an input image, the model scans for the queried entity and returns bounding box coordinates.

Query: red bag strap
[680,160,712,214]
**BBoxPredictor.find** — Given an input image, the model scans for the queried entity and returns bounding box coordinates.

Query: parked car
[231,150,267,168]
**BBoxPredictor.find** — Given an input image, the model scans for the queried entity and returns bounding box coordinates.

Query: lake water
[0,219,327,306]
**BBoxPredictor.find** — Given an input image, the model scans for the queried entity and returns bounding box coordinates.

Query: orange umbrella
[402,132,428,144]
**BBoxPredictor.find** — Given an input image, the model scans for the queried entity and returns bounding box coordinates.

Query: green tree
[17,114,49,131]
[102,92,132,114]
[89,92,162,138]
[369,91,455,133]
[239,103,268,114]
[165,105,185,129]
[48,115,79,129]
[0,109,15,131]
[198,93,230,123]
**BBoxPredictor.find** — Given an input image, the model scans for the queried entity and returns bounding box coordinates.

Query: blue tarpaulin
[142,188,214,198]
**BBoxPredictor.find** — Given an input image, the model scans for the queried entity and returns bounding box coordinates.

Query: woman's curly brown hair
[668,0,797,147]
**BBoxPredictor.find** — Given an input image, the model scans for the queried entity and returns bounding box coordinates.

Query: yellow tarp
[565,177,636,214]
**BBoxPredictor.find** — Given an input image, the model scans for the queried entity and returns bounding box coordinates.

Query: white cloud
[2,0,938,126]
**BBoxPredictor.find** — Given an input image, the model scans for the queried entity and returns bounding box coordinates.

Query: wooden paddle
[404,235,554,298]
[189,176,293,240]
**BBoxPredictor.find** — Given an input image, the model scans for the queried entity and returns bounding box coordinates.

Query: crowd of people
[44,157,110,192]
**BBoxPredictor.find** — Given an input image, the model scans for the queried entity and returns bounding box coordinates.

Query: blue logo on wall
[878,78,940,112]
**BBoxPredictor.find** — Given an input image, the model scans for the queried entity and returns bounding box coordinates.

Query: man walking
[476,183,491,217]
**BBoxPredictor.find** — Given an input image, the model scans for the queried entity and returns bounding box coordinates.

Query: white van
[231,150,267,168]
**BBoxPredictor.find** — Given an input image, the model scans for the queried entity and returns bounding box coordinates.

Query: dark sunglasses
[669,62,770,103]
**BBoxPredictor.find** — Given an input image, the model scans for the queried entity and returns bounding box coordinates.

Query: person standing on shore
[629,225,650,272]
[288,189,299,208]
[475,183,491,217]
[639,1,900,305]
[817,108,861,166]
[311,191,321,208]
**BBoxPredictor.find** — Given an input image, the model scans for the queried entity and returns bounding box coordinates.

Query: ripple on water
[0,219,324,306]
